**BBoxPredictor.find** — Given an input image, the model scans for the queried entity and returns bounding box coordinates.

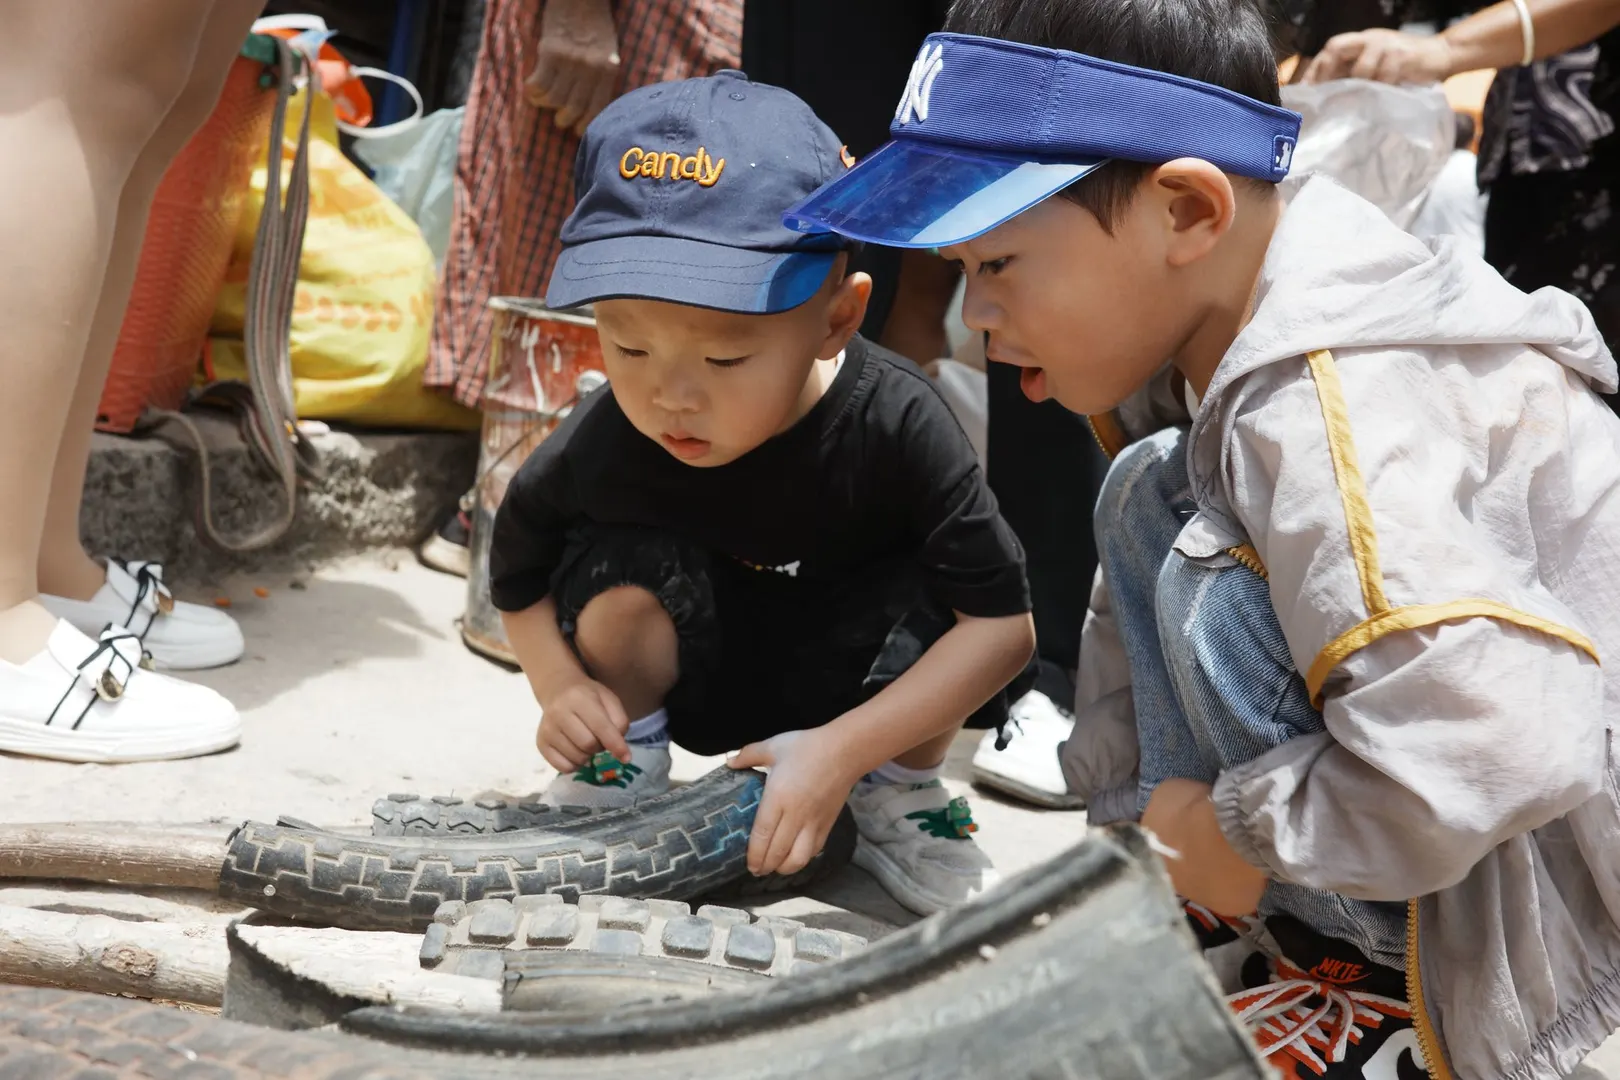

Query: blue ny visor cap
[783,33,1303,249]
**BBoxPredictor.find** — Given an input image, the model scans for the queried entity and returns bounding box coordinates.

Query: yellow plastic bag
[208,87,476,430]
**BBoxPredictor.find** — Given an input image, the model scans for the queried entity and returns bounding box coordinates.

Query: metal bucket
[463,298,605,665]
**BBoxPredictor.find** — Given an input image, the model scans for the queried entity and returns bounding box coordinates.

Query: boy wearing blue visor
[489,72,1037,916]
[789,1,1620,1077]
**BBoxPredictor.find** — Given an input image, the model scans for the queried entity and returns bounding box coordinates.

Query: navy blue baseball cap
[546,71,854,314]
[783,33,1303,249]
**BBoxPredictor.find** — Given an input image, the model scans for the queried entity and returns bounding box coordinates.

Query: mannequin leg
[0,1,219,663]
[38,0,266,603]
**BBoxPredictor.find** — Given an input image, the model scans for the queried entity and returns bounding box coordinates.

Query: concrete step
[82,414,477,580]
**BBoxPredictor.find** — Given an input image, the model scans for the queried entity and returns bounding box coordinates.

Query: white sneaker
[0,621,241,763]
[42,560,244,671]
[848,778,1000,915]
[971,690,1086,809]
[541,745,673,809]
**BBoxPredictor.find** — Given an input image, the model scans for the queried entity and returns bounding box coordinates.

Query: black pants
[549,524,1035,757]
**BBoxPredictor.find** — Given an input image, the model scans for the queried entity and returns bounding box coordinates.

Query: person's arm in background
[526,0,621,136]
[1304,0,1620,84]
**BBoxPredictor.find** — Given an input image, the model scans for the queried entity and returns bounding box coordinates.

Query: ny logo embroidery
[895,43,945,125]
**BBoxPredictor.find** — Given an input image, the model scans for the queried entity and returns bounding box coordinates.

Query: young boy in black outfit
[488,71,1036,916]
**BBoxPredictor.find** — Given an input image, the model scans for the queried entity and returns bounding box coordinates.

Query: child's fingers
[538,741,580,775]
[551,713,603,761]
[581,690,630,761]
[758,813,801,877]
[777,828,819,877]
[747,801,783,876]
[727,741,772,770]
[594,684,631,736]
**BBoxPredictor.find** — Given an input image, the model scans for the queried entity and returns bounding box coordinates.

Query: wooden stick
[0,882,250,926]
[0,906,501,1013]
[0,904,226,1005]
[0,823,228,890]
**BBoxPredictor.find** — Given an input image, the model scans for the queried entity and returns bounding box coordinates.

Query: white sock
[866,759,942,786]
[626,709,670,747]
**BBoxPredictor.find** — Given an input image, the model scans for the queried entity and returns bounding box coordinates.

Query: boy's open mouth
[1019,366,1048,403]
[661,433,712,460]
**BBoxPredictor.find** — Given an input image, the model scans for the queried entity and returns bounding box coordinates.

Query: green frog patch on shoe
[574,751,644,789]
[904,795,979,839]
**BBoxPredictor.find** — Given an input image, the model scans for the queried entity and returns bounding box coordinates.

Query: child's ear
[820,268,873,357]
[1149,159,1238,268]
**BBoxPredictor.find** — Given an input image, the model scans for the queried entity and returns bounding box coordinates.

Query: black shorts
[549,524,1034,757]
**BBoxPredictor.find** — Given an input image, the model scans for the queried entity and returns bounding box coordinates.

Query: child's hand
[537,678,631,773]
[526,0,620,136]
[729,729,859,877]
[1142,778,1269,916]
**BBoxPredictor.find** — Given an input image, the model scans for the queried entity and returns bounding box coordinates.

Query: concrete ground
[0,553,1617,1073]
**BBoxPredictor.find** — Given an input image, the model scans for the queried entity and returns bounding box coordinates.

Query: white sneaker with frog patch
[848,778,999,915]
[541,746,673,810]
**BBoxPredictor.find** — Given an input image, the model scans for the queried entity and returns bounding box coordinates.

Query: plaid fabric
[425,0,742,407]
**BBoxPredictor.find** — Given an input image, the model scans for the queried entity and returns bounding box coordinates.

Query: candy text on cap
[618,146,726,187]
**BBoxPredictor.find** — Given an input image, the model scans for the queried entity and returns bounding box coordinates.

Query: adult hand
[1303,28,1455,85]
[729,729,859,877]
[536,678,631,773]
[526,0,621,137]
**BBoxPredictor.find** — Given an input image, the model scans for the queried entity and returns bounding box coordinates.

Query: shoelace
[120,560,174,638]
[46,627,148,730]
[1229,961,1410,1073]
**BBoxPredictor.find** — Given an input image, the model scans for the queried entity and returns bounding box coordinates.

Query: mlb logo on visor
[896,42,944,125]
[783,33,1304,250]
[1274,136,1296,172]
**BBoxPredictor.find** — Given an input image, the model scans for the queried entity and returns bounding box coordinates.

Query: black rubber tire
[223,894,868,1029]
[0,826,1267,1079]
[371,795,593,836]
[219,768,853,932]
[420,893,866,983]
[367,783,858,898]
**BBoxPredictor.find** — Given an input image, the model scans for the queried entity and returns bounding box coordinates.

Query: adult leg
[0,1,218,664]
[38,0,265,603]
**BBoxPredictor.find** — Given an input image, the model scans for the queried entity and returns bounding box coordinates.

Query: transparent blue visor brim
[783,141,1107,249]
